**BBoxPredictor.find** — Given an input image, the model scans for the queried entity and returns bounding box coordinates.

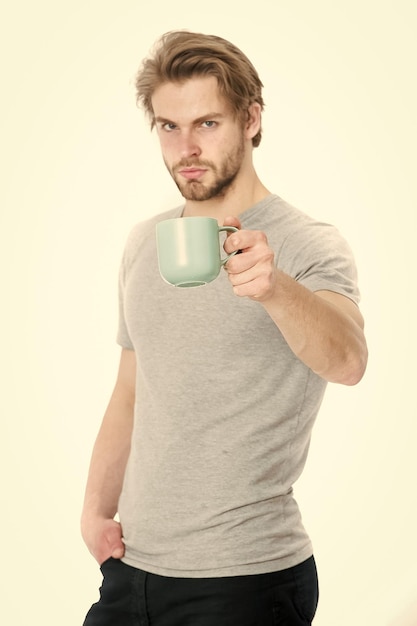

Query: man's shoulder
[267,195,325,225]
[250,194,333,240]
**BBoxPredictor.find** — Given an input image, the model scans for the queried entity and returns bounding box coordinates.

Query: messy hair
[135,30,265,147]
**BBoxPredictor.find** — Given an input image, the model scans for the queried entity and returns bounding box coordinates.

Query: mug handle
[218,226,239,265]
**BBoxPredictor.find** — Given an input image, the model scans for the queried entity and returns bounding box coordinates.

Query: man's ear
[244,103,262,141]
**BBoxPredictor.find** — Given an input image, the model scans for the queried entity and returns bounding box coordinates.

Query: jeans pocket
[99,556,113,570]
[272,556,319,625]
[293,556,319,622]
[99,556,123,571]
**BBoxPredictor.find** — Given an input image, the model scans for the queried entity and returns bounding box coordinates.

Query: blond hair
[135,30,265,147]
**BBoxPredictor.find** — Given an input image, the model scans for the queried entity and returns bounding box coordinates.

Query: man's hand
[223,216,277,301]
[81,517,125,565]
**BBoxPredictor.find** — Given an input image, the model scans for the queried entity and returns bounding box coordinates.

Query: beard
[167,136,245,202]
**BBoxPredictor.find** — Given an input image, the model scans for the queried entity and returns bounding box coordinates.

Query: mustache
[174,159,213,170]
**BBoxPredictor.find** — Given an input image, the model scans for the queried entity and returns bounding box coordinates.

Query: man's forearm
[81,391,134,525]
[261,269,368,385]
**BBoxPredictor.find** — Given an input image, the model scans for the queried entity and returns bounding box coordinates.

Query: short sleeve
[116,244,135,350]
[278,221,361,304]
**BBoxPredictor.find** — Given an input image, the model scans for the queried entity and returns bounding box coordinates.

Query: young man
[81,30,368,625]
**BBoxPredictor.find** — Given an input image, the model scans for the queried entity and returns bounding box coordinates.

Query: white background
[1,1,416,624]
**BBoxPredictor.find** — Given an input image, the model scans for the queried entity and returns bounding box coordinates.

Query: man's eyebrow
[154,116,173,125]
[154,112,225,126]
[193,112,225,124]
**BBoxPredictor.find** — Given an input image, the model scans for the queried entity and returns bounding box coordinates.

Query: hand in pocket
[82,517,125,565]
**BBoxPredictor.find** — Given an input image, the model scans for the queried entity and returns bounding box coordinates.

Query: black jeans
[83,556,319,626]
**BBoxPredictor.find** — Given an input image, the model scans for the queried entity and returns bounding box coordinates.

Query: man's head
[135,30,265,148]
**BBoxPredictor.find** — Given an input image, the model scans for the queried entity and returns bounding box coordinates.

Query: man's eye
[163,123,177,131]
[202,121,216,128]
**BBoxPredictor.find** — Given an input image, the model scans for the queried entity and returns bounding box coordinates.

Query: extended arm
[223,218,368,386]
[81,347,136,564]
[260,276,367,385]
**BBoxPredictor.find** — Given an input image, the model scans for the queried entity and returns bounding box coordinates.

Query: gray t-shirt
[117,194,360,577]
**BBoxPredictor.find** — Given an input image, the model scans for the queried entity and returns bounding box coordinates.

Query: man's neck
[182,177,271,222]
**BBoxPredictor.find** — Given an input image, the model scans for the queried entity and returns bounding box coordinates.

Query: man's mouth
[178,167,207,181]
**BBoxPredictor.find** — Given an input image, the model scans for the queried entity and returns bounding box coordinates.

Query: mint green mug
[156,217,239,287]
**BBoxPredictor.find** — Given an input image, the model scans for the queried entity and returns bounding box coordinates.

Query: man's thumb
[111,544,125,559]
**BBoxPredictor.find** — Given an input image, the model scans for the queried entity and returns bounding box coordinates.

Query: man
[81,30,368,625]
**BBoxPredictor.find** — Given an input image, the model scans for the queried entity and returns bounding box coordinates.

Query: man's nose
[179,130,202,159]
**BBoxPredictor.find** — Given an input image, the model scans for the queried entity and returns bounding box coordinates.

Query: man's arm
[81,347,136,564]
[260,276,367,385]
[223,218,368,386]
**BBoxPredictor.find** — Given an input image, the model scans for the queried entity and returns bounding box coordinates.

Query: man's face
[151,76,247,201]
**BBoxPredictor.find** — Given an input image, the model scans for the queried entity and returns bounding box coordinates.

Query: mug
[156,216,239,287]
